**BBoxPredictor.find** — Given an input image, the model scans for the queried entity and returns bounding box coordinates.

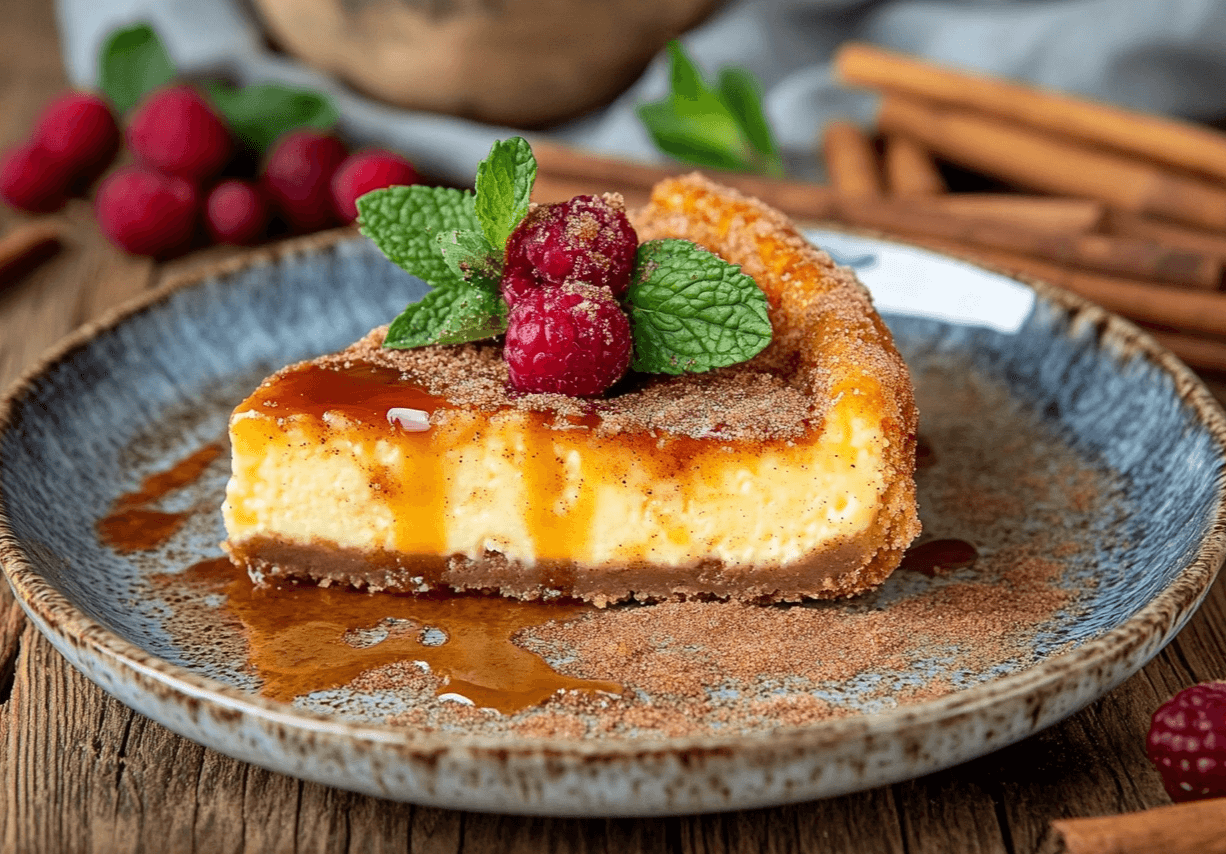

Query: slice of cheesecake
[221,174,920,605]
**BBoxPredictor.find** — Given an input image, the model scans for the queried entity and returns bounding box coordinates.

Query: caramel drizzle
[97,443,223,552]
[180,558,622,714]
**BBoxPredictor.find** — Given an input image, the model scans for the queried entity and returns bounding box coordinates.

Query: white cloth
[54,0,1226,184]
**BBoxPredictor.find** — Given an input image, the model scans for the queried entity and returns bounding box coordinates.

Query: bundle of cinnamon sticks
[532,43,1226,374]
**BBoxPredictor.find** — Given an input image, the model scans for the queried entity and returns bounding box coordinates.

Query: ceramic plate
[2,229,1224,816]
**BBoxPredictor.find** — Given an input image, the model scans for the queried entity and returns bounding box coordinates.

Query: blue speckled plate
[1,229,1224,816]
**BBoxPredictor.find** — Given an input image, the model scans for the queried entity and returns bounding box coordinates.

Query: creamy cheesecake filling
[223,362,892,577]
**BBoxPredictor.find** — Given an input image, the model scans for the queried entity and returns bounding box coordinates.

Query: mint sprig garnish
[626,239,772,374]
[361,139,538,349]
[358,185,481,288]
[638,41,784,178]
[475,137,537,250]
[362,136,774,383]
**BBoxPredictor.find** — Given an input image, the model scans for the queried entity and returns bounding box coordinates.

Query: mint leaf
[437,229,501,291]
[98,23,175,113]
[625,239,772,374]
[638,40,783,177]
[717,68,783,177]
[204,81,338,153]
[357,185,479,288]
[637,101,757,173]
[474,137,536,250]
[384,284,508,348]
[667,40,705,102]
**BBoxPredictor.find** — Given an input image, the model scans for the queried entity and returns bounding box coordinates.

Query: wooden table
[2,2,1225,851]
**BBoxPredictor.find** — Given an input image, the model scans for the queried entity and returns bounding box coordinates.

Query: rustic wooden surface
[2,3,1226,852]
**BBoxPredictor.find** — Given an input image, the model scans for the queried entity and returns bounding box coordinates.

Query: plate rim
[2,228,1224,773]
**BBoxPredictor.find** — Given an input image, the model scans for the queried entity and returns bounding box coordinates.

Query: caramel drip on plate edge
[96,443,223,552]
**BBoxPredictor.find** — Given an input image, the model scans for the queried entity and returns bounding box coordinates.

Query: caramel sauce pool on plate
[179,558,621,714]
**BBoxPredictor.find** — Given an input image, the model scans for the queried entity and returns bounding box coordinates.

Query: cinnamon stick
[835,41,1226,183]
[822,120,884,197]
[881,233,1226,338]
[1147,330,1226,374]
[828,199,1222,289]
[1050,797,1226,854]
[0,221,61,283]
[927,196,1104,234]
[884,135,945,196]
[1104,210,1226,261]
[877,95,1226,232]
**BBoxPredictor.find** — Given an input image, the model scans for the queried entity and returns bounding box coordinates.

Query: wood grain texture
[1,2,1226,852]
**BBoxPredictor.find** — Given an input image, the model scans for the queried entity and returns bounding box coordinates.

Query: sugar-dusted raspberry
[0,142,74,213]
[31,91,120,188]
[1147,681,1226,802]
[504,281,632,397]
[263,130,347,233]
[96,166,198,258]
[127,85,234,182]
[502,193,637,303]
[330,149,420,223]
[205,179,269,245]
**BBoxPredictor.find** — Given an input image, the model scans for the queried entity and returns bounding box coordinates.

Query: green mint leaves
[385,283,508,348]
[204,81,339,153]
[638,41,784,178]
[626,240,772,374]
[98,23,175,113]
[362,141,538,348]
[363,136,774,380]
[474,137,537,250]
[96,21,339,152]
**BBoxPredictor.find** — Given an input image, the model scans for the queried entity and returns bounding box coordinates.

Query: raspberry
[1147,681,1226,802]
[205,179,268,245]
[502,193,637,303]
[0,142,73,213]
[262,130,347,233]
[126,85,233,182]
[31,91,120,188]
[503,281,632,397]
[96,166,198,258]
[331,149,420,223]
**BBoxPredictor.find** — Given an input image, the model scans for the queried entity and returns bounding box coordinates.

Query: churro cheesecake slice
[221,140,920,605]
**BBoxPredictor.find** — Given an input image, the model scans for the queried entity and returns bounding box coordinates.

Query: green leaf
[357,185,479,288]
[97,23,176,113]
[667,40,706,103]
[636,101,754,173]
[384,284,508,348]
[437,229,502,291]
[717,68,784,177]
[625,239,772,374]
[204,81,339,153]
[473,137,537,250]
[638,39,784,177]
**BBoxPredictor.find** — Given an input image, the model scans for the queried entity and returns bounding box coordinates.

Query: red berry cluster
[1,85,421,258]
[1147,681,1226,802]
[500,194,637,397]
